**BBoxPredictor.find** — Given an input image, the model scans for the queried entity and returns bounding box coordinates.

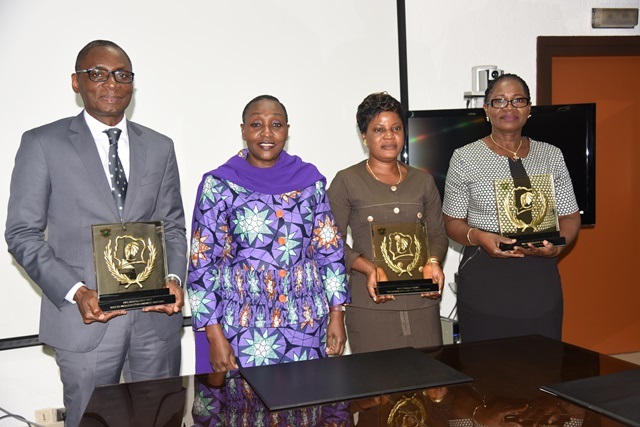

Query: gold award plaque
[371,221,438,295]
[494,174,566,250]
[92,221,174,311]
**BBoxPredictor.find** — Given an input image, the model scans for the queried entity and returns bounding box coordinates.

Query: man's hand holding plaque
[141,277,184,315]
[73,286,126,324]
[92,221,177,311]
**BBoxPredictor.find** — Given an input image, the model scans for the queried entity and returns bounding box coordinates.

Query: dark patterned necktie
[104,128,127,220]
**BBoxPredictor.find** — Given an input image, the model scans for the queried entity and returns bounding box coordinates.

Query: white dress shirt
[65,111,131,303]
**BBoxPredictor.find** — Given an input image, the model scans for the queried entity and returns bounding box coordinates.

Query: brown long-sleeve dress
[327,160,448,353]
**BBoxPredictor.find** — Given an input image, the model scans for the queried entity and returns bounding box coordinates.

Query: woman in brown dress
[327,92,448,353]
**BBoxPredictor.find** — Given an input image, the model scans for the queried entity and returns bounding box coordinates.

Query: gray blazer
[5,112,188,352]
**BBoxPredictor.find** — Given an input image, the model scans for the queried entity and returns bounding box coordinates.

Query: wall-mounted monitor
[405,103,596,226]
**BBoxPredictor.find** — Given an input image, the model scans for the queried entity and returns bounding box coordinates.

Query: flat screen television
[405,103,596,226]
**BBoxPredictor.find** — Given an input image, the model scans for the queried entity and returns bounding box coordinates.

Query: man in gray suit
[5,40,187,427]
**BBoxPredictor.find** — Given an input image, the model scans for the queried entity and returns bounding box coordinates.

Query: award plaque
[371,221,438,296]
[92,221,175,311]
[494,174,566,251]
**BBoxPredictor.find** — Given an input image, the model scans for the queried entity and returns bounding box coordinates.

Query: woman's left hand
[514,240,560,258]
[420,262,443,299]
[326,311,347,356]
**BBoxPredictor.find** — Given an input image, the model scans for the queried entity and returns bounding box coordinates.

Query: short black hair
[75,40,132,71]
[242,95,288,123]
[484,73,531,104]
[356,92,405,134]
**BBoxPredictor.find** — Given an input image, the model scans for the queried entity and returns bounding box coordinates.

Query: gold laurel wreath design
[387,394,427,426]
[380,235,422,277]
[104,238,157,289]
[503,186,548,232]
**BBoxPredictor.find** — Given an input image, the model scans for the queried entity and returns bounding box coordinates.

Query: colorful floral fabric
[187,173,349,348]
[192,371,351,426]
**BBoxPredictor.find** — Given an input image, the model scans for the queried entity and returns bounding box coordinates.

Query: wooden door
[537,37,640,354]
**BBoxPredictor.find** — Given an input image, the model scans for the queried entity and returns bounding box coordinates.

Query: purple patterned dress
[191,372,351,426]
[188,150,350,373]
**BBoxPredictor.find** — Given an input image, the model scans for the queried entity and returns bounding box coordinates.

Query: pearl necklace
[490,134,523,161]
[366,159,403,191]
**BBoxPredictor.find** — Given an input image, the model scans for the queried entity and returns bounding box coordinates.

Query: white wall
[405,0,639,111]
[1,0,638,424]
[0,0,399,342]
[0,0,401,422]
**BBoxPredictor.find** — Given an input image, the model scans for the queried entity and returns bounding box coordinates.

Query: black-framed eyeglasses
[489,97,530,109]
[75,68,135,84]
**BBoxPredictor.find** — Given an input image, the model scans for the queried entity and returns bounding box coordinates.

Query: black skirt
[456,245,563,343]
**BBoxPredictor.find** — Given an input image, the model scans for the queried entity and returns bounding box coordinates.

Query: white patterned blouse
[442,139,579,233]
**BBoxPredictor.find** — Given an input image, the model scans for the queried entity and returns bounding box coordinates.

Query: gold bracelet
[427,256,441,266]
[466,227,479,246]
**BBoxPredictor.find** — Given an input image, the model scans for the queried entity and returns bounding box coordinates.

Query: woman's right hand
[445,216,522,259]
[367,267,395,304]
[473,229,524,259]
[205,324,238,372]
[352,256,395,304]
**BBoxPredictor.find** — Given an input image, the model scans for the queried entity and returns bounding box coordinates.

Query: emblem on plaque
[387,394,428,427]
[104,235,157,288]
[380,231,422,277]
[494,174,566,250]
[92,221,175,311]
[371,221,438,296]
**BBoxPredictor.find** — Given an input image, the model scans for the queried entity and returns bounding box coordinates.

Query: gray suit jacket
[5,112,188,352]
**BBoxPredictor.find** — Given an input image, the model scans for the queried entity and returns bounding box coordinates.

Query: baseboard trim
[0,316,193,351]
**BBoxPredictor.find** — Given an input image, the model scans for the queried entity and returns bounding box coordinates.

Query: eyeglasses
[75,68,135,84]
[489,97,530,109]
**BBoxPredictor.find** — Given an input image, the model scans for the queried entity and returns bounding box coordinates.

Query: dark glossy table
[79,335,639,426]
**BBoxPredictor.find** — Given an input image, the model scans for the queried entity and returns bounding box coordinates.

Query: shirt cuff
[165,274,182,287]
[65,282,86,304]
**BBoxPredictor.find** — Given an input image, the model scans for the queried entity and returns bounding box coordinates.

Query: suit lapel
[69,113,120,220]
[124,121,147,220]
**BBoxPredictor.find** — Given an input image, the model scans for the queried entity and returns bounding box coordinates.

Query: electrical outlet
[56,407,67,421]
[35,408,56,424]
[34,407,66,425]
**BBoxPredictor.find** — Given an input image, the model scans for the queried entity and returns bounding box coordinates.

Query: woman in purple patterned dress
[187,95,350,373]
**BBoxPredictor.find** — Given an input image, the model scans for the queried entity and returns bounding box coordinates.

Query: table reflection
[351,384,586,427]
[192,371,351,426]
[80,336,637,427]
